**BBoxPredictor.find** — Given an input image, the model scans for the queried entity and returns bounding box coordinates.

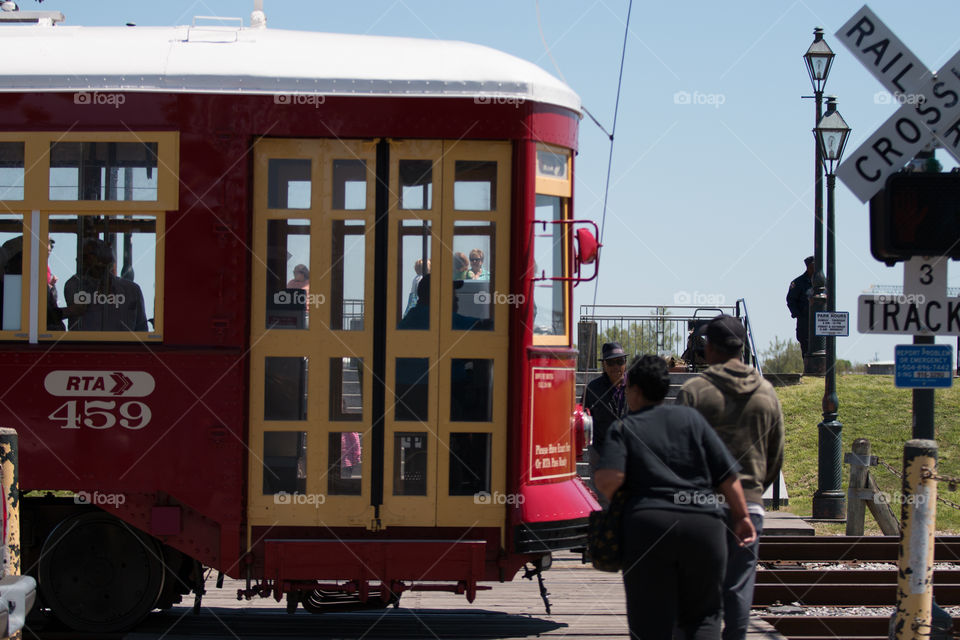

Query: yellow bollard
[0,428,20,639]
[0,428,19,581]
[890,439,939,640]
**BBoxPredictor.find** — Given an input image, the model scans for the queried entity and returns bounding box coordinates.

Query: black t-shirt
[597,404,740,515]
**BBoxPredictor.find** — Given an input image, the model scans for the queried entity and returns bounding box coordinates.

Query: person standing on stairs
[581,341,628,508]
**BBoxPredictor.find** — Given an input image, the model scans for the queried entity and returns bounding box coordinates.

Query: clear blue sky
[57,0,960,365]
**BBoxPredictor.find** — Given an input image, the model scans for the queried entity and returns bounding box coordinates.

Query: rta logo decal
[44,371,156,430]
[108,373,133,395]
[44,371,155,397]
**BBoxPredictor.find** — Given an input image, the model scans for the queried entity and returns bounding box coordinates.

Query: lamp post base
[813,416,844,520]
[805,352,826,376]
[811,490,846,519]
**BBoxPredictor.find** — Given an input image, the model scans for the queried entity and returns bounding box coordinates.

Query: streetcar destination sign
[835,6,960,202]
[857,294,960,335]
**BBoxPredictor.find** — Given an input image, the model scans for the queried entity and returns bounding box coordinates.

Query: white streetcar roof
[0,23,581,113]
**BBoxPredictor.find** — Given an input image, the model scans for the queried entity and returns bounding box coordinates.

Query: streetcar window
[332,160,367,210]
[329,357,363,421]
[448,433,491,496]
[399,160,433,210]
[330,220,365,331]
[397,220,432,329]
[0,214,23,331]
[393,432,427,496]
[452,221,494,331]
[267,159,311,209]
[450,358,493,422]
[327,432,362,496]
[262,431,307,495]
[533,195,566,336]
[49,142,158,201]
[265,219,311,330]
[264,356,308,421]
[453,161,496,211]
[47,214,157,333]
[394,358,428,422]
[0,143,24,201]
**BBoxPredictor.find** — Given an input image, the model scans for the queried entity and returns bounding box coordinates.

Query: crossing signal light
[870,172,960,265]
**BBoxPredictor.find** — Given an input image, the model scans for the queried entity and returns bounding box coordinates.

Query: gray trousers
[721,511,764,640]
[586,446,609,509]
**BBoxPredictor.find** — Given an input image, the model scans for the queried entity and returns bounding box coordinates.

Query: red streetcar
[0,6,599,632]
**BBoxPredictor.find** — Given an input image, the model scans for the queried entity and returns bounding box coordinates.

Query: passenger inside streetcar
[399,273,430,330]
[61,238,148,332]
[468,248,488,280]
[453,251,471,280]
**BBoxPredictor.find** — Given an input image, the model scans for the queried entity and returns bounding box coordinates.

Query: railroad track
[758,615,960,640]
[756,536,960,640]
[759,535,960,562]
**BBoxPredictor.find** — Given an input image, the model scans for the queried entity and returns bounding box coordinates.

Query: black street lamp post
[803,27,835,376]
[812,96,850,520]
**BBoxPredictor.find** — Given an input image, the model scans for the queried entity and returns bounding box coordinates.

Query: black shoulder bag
[587,487,627,572]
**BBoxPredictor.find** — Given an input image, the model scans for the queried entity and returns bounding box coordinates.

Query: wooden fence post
[845,438,900,536]
[847,439,870,536]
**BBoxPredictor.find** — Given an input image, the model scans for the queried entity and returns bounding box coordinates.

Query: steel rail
[754,583,960,605]
[761,615,960,639]
[758,536,960,562]
[756,569,960,584]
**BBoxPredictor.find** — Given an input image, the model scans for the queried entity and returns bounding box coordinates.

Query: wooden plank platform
[762,512,815,536]
[111,552,785,639]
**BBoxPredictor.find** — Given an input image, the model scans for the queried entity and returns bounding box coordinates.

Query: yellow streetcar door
[248,138,509,532]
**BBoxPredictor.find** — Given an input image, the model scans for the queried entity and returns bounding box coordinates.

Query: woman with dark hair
[594,355,755,640]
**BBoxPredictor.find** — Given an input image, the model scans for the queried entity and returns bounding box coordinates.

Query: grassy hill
[777,374,960,534]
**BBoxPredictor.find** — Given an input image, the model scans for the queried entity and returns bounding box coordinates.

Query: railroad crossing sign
[835,6,960,202]
[858,257,957,334]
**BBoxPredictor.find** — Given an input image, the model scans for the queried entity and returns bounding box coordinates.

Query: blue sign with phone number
[894,345,954,388]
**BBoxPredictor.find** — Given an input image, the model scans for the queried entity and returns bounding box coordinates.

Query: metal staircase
[573,300,782,502]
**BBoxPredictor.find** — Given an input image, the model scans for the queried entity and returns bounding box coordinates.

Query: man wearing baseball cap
[675,315,784,640]
[581,341,628,507]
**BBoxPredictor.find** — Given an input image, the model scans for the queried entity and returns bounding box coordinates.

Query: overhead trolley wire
[535,0,634,309]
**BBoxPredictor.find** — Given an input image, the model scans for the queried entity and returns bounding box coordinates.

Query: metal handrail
[736,298,762,376]
[577,301,762,374]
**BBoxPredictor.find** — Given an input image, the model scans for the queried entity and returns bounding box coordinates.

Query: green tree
[761,336,803,373]
[596,311,679,362]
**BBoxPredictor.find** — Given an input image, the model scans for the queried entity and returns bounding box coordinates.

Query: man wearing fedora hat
[676,315,783,640]
[581,341,628,507]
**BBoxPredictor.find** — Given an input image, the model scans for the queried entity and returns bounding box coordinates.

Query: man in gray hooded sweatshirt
[675,314,784,640]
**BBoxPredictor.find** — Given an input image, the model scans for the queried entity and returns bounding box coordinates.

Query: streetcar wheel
[38,512,165,632]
